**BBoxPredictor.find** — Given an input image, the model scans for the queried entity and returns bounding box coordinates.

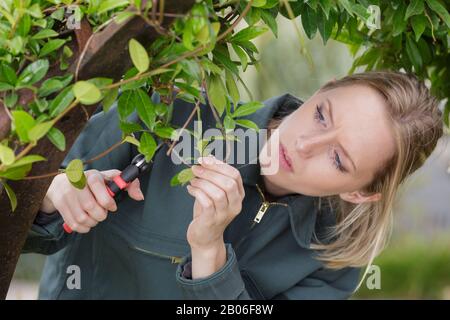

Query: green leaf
[260,8,278,37]
[224,114,236,131]
[47,127,66,151]
[122,135,140,147]
[12,110,36,143]
[2,181,17,211]
[0,163,32,180]
[38,74,73,97]
[129,38,150,73]
[170,168,194,186]
[301,6,318,39]
[154,125,175,139]
[73,81,102,105]
[39,39,66,57]
[0,63,17,85]
[50,7,64,21]
[98,0,130,14]
[231,44,248,71]
[426,0,450,28]
[70,172,87,190]
[115,11,136,24]
[231,26,268,43]
[235,119,260,131]
[120,121,144,134]
[392,3,407,36]
[118,90,136,120]
[65,159,84,184]
[0,82,14,91]
[135,89,155,130]
[405,34,423,72]
[138,132,157,162]
[232,101,265,118]
[405,0,424,20]
[5,155,46,169]
[206,74,227,116]
[102,88,119,113]
[225,70,240,106]
[49,86,75,117]
[0,144,15,165]
[18,59,49,86]
[4,92,18,108]
[18,14,31,37]
[411,15,428,41]
[28,121,55,142]
[32,29,59,40]
[338,0,354,17]
[251,0,267,7]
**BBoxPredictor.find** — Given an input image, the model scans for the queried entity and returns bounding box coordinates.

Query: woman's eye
[314,104,326,125]
[334,151,346,173]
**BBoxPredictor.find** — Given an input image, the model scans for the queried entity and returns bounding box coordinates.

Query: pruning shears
[62,153,151,234]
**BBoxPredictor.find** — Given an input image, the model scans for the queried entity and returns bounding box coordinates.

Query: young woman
[24,70,443,299]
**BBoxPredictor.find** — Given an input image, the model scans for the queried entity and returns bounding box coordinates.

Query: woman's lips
[279,143,293,172]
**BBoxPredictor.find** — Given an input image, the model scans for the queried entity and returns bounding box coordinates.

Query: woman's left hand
[186,155,245,251]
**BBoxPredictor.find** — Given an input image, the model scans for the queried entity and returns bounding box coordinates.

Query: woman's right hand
[40,169,145,233]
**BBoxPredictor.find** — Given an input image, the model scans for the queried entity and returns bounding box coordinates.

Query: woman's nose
[295,133,332,157]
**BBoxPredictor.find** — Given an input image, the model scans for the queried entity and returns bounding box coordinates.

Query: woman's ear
[339,190,382,204]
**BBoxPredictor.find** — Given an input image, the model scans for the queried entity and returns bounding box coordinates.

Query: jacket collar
[234,93,332,249]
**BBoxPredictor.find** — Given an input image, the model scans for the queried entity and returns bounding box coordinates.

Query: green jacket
[23,92,361,299]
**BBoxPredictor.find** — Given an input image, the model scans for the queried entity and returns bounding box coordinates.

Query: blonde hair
[270,71,444,276]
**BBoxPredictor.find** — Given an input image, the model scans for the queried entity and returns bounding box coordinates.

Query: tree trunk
[0,0,195,299]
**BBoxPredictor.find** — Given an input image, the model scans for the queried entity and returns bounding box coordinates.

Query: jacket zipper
[235,183,289,249]
[132,246,183,264]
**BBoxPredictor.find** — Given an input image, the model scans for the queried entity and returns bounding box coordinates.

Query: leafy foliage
[0,0,449,209]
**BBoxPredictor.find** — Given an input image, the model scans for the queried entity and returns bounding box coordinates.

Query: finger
[190,178,228,212]
[53,191,90,233]
[77,189,108,223]
[72,203,99,228]
[125,178,145,201]
[192,165,243,204]
[186,185,215,216]
[54,202,85,233]
[87,171,117,211]
[97,169,121,180]
[198,156,245,198]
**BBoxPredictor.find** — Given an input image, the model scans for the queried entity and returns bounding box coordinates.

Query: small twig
[84,140,124,165]
[166,99,200,156]
[23,171,61,180]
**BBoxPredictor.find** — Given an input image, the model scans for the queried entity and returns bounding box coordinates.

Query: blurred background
[7,14,450,300]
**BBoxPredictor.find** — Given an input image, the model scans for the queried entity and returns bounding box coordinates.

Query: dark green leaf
[135,89,155,130]
[49,86,75,117]
[18,59,49,86]
[39,39,66,57]
[232,101,265,118]
[138,132,157,162]
[47,127,66,151]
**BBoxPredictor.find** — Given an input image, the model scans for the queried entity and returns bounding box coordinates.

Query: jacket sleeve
[175,243,360,300]
[22,102,140,255]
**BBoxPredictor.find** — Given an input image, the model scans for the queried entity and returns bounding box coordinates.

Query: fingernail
[138,189,145,200]
[204,157,213,165]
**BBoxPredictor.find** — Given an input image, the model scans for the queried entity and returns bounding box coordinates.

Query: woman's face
[259,84,396,204]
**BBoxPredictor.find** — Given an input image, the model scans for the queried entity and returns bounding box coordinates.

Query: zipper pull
[253,201,270,224]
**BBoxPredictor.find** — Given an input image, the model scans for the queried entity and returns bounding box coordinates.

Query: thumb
[125,178,145,201]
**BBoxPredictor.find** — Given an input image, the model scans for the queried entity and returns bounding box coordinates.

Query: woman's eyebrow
[326,98,357,172]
